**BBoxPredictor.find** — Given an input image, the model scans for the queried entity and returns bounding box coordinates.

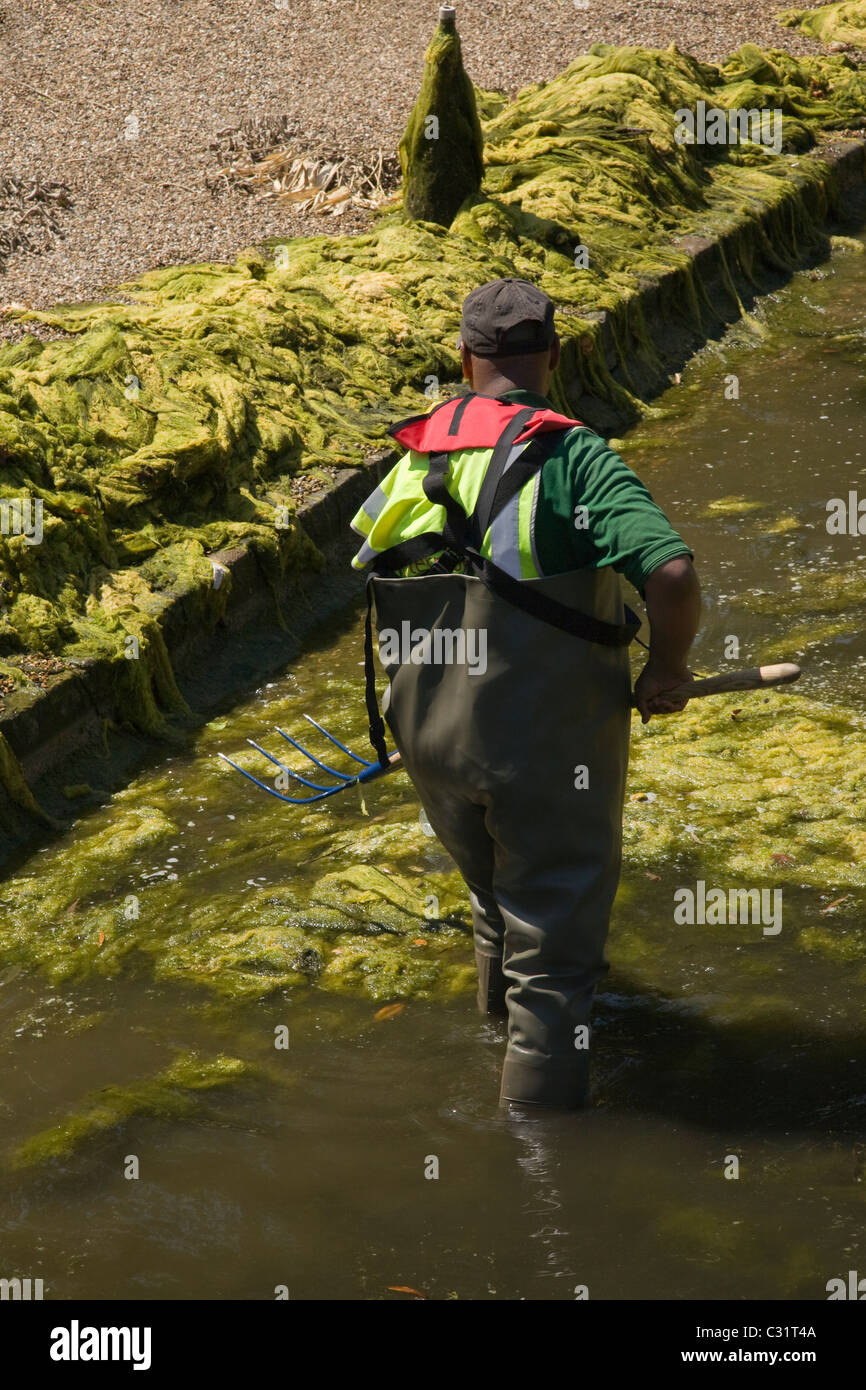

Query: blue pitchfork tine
[218,713,398,805]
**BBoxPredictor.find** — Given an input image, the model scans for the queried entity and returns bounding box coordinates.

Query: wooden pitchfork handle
[380,665,801,775]
[630,662,801,706]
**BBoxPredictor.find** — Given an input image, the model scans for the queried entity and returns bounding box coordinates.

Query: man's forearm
[643,555,701,672]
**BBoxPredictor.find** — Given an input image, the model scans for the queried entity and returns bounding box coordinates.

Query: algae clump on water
[623,693,866,888]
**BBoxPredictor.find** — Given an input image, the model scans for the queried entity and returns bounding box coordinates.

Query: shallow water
[1,232,865,1300]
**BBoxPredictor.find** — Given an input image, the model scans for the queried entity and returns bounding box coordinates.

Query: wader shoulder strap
[371,411,539,576]
[422,450,469,552]
[363,451,468,578]
[463,418,641,646]
[459,421,639,647]
[467,407,536,548]
[474,429,571,541]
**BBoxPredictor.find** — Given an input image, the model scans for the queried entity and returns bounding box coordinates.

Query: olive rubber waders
[371,565,632,1109]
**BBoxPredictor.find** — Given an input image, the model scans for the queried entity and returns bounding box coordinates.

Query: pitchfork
[217,713,400,804]
[218,663,800,807]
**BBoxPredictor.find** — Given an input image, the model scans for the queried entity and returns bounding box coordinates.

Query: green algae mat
[2,36,866,781]
[779,0,866,49]
[1,691,863,1003]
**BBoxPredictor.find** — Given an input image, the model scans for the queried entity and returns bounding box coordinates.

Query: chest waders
[364,398,640,1109]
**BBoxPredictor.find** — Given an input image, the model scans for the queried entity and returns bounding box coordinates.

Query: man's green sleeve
[535,430,693,594]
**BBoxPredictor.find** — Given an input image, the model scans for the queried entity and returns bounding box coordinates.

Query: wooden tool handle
[633,662,801,705]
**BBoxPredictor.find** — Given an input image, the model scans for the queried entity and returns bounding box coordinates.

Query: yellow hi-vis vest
[350,439,563,580]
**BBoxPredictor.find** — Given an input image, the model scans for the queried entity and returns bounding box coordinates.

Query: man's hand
[634,661,694,724]
[637,555,701,723]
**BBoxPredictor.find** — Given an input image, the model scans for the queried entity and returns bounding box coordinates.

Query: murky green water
[1,233,865,1300]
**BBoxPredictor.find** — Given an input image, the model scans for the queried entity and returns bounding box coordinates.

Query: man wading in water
[351,279,700,1111]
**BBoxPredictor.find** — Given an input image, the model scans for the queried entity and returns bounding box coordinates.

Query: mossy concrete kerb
[1,34,866,858]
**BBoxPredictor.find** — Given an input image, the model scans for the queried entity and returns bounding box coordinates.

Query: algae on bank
[779,0,866,49]
[1,39,866,790]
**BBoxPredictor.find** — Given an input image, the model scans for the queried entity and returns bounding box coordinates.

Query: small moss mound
[399,10,484,225]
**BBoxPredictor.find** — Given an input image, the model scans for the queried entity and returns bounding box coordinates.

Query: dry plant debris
[208,115,400,215]
[0,175,74,271]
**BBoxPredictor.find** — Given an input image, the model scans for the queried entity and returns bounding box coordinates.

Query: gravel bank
[0,0,840,319]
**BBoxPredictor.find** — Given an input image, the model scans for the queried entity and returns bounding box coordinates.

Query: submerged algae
[1,639,864,1160]
[9,1051,252,1168]
[617,689,866,1019]
[0,680,863,1012]
[735,556,866,661]
[1,40,864,794]
[0,761,474,1001]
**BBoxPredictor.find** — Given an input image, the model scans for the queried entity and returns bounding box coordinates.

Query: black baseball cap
[459,278,556,357]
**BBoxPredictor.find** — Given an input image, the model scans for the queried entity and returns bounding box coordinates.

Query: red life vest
[388,391,584,455]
